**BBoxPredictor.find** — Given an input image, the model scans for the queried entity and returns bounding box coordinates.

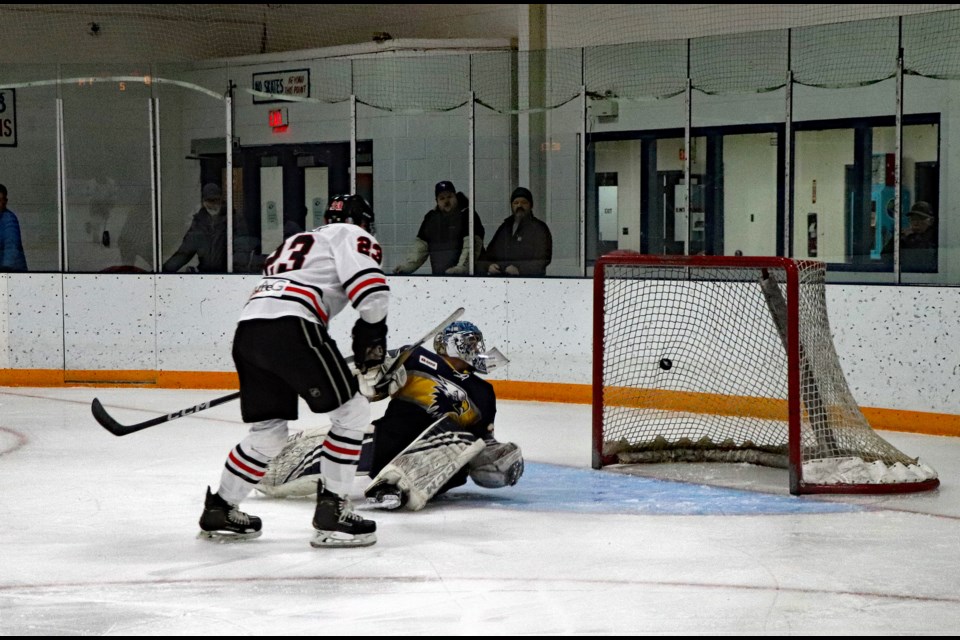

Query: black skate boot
[198,486,262,541]
[311,485,377,548]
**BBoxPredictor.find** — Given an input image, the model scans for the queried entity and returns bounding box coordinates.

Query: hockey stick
[92,307,464,437]
[91,392,241,437]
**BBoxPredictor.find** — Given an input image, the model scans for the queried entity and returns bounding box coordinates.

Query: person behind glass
[0,184,28,272]
[393,180,485,275]
[162,183,263,274]
[479,187,552,276]
[882,201,938,272]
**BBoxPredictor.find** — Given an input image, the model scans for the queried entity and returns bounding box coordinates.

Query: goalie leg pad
[256,428,327,498]
[468,441,524,488]
[364,417,486,511]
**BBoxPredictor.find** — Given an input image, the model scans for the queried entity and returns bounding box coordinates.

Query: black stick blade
[91,397,135,436]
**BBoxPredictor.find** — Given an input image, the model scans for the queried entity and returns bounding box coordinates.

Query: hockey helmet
[433,320,509,374]
[324,194,375,231]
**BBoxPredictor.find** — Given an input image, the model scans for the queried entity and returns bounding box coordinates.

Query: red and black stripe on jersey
[269,278,330,325]
[344,267,389,308]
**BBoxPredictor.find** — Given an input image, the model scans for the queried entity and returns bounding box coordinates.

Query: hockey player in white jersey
[198,194,389,548]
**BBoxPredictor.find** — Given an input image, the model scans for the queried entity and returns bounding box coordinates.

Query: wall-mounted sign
[252,69,310,104]
[0,88,16,147]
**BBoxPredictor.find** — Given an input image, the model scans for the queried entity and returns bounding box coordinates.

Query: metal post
[469,90,476,275]
[350,95,357,194]
[149,98,159,273]
[785,70,793,257]
[226,93,234,274]
[684,76,692,255]
[894,24,904,282]
[56,97,66,272]
[579,84,587,275]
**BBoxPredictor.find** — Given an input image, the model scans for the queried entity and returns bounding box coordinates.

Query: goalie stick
[90,306,464,437]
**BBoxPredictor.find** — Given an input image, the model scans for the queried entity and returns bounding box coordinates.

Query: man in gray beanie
[478,186,552,276]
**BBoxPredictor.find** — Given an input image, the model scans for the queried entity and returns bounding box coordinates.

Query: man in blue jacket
[0,184,27,272]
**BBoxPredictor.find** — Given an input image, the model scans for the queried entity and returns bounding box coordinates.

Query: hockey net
[593,253,938,495]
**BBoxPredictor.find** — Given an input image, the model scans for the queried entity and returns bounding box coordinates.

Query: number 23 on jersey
[264,234,383,275]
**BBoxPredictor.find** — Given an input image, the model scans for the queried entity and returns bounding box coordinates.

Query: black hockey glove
[352,317,388,373]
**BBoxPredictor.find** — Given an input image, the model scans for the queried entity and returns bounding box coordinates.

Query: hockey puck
[659,358,673,371]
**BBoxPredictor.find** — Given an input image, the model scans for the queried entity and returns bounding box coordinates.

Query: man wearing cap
[478,187,552,276]
[393,180,485,275]
[162,183,263,274]
[882,200,937,272]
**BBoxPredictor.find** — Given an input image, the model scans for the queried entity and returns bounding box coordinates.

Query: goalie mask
[323,194,375,232]
[433,321,509,374]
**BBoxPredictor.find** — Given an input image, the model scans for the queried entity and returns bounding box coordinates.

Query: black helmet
[324,194,374,231]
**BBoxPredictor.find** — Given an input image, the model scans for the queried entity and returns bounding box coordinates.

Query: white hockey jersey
[239,223,389,326]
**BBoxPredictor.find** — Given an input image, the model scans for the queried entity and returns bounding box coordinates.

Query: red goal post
[592,252,939,495]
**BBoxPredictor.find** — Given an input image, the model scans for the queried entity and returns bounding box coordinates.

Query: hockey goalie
[258,320,524,510]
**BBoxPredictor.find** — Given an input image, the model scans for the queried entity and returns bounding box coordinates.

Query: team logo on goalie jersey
[428,378,469,418]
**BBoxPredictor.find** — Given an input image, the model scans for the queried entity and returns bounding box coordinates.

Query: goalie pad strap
[365,417,486,511]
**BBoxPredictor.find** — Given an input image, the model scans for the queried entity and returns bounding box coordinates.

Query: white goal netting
[595,255,938,494]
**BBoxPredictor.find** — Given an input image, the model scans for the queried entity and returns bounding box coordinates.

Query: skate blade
[366,495,402,510]
[197,529,263,543]
[310,531,377,548]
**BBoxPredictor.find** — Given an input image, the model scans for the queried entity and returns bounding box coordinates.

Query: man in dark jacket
[394,180,484,275]
[479,187,552,276]
[162,183,263,274]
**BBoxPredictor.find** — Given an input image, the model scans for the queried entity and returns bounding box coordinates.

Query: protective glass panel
[531,95,580,276]
[899,121,941,280]
[793,79,897,283]
[0,64,59,272]
[60,64,154,273]
[718,132,781,258]
[902,70,948,284]
[473,51,518,277]
[590,140,641,260]
[155,64,232,274]
[357,100,472,276]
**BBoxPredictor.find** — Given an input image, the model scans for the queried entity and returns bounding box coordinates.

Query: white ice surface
[1,387,959,635]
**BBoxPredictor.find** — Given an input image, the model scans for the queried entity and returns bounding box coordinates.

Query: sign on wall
[251,69,310,104]
[0,88,16,147]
